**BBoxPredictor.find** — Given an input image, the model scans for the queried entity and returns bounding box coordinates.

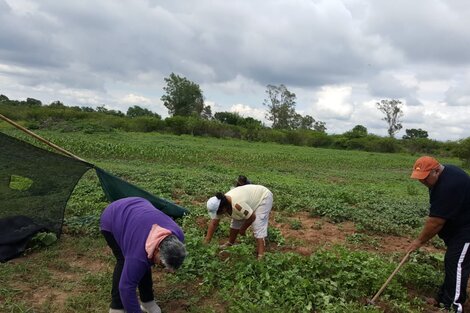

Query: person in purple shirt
[100,197,187,313]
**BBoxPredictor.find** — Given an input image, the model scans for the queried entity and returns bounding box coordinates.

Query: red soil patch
[269,211,443,256]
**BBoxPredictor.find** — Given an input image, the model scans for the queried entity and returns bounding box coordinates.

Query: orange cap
[410,156,440,179]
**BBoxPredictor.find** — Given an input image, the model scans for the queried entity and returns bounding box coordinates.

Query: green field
[0,129,457,312]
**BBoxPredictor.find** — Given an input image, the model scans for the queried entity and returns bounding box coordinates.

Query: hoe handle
[370,251,411,304]
[0,112,87,163]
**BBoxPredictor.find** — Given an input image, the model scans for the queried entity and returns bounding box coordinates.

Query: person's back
[225,184,270,213]
[430,164,470,244]
[100,197,184,259]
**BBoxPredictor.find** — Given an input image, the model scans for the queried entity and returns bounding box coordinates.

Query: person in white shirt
[204,184,273,259]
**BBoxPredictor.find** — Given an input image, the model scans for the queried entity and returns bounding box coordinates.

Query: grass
[0,128,456,312]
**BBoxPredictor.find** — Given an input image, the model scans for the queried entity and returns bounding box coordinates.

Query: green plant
[289,219,302,230]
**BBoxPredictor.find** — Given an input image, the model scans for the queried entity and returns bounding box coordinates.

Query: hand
[406,239,423,253]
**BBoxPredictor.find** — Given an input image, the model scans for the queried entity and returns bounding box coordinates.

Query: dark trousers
[101,230,154,309]
[437,242,470,313]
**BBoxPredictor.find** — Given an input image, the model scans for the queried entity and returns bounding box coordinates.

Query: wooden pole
[0,112,88,163]
[369,251,411,305]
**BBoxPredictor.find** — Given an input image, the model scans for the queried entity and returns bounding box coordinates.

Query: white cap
[206,196,221,219]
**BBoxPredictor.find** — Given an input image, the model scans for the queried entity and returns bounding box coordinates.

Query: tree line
[1,73,470,166]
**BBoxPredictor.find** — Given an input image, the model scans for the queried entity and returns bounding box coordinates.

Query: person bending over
[407,156,470,312]
[204,184,273,259]
[100,197,187,313]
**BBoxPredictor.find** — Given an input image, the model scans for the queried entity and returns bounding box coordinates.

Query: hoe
[368,251,411,306]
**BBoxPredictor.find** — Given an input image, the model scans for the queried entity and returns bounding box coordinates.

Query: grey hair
[159,235,187,271]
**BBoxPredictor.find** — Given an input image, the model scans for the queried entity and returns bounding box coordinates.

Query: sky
[1,0,470,141]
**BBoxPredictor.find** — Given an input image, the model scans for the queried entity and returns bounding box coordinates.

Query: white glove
[140,300,162,313]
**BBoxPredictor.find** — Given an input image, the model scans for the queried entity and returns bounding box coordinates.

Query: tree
[96,105,125,117]
[49,100,64,107]
[161,73,209,117]
[26,98,42,106]
[456,137,470,168]
[127,105,160,118]
[263,84,297,129]
[376,99,403,138]
[403,128,428,139]
[81,106,95,112]
[201,105,212,120]
[214,112,243,125]
[344,125,368,138]
[313,121,327,133]
[0,94,9,103]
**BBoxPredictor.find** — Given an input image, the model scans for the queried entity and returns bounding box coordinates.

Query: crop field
[0,128,465,312]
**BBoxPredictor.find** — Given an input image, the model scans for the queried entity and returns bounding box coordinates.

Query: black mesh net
[0,132,91,262]
[0,130,189,262]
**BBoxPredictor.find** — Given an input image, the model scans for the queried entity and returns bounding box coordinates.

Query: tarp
[95,167,188,218]
[0,131,188,262]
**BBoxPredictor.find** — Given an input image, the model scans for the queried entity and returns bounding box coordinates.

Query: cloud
[1,0,470,140]
[121,94,151,105]
[229,103,266,122]
[311,85,354,120]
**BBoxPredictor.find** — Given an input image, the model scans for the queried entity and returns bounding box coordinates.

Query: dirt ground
[9,211,467,313]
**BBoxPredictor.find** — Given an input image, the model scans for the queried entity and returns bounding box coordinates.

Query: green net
[0,131,91,261]
[95,167,188,218]
[0,131,188,262]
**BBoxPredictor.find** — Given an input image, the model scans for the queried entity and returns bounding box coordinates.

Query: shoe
[219,242,234,249]
[141,300,162,313]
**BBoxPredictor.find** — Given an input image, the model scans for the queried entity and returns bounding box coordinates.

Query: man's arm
[407,216,446,253]
[204,218,220,243]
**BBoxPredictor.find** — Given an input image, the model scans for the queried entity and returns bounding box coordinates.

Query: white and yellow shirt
[224,185,270,220]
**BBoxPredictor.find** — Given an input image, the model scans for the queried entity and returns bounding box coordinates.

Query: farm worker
[407,156,470,312]
[235,175,251,187]
[204,184,273,259]
[100,197,187,313]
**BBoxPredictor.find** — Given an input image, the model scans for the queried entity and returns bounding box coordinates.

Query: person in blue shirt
[100,197,186,313]
[407,156,470,312]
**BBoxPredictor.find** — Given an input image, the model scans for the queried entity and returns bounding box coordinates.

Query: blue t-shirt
[429,165,470,245]
[100,197,184,313]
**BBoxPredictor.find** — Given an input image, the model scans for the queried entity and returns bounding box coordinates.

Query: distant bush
[0,98,466,158]
[454,137,470,168]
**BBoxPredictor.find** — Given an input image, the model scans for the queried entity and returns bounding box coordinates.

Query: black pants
[101,230,154,309]
[437,242,470,312]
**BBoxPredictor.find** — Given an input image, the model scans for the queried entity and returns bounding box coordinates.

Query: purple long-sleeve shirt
[100,197,184,313]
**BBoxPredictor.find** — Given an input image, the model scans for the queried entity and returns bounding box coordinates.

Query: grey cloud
[365,0,470,66]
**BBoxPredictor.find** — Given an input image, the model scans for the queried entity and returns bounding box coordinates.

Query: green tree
[263,84,297,129]
[161,73,208,117]
[126,105,161,118]
[241,117,262,128]
[402,128,428,139]
[96,105,124,116]
[456,137,470,168]
[81,106,95,112]
[344,125,368,138]
[0,94,9,103]
[214,112,243,125]
[26,98,42,106]
[376,99,403,138]
[201,105,212,120]
[49,100,64,107]
[299,115,315,129]
[313,121,327,133]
